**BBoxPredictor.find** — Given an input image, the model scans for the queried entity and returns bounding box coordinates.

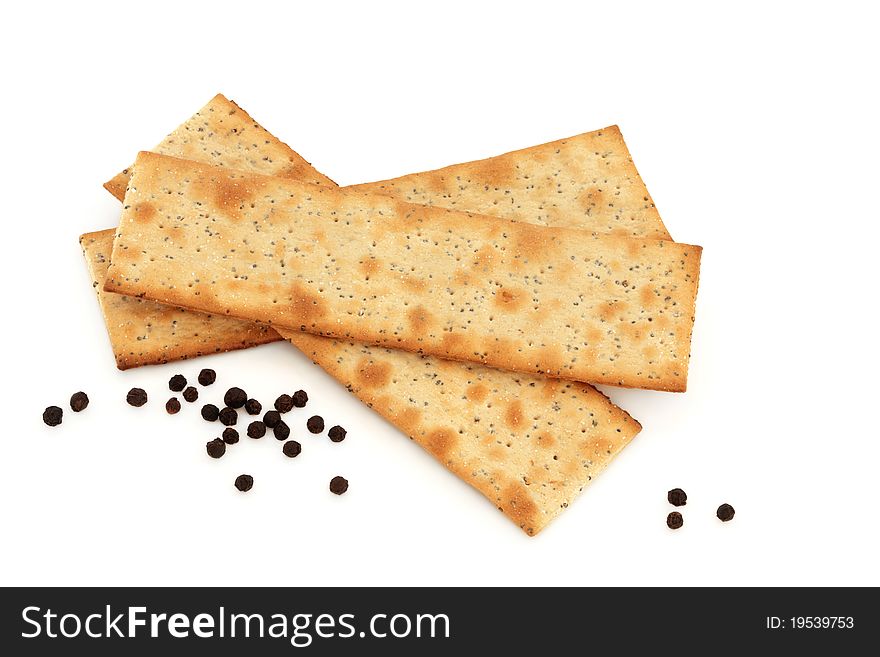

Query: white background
[2,1,878,587]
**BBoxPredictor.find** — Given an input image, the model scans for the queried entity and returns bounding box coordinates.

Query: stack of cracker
[82,94,701,535]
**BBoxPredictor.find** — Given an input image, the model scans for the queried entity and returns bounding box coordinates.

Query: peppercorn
[717,504,735,522]
[274,394,294,413]
[168,374,187,392]
[329,476,349,495]
[69,391,89,412]
[247,421,267,439]
[263,410,281,428]
[244,398,262,415]
[667,512,684,530]
[201,404,220,422]
[222,427,239,444]
[307,416,325,434]
[667,488,687,507]
[42,406,63,427]
[198,369,216,386]
[282,440,302,458]
[219,407,238,426]
[206,438,226,459]
[182,386,199,403]
[224,387,247,409]
[273,420,290,441]
[291,390,308,408]
[328,425,347,443]
[235,474,254,492]
[126,388,148,407]
[165,398,181,415]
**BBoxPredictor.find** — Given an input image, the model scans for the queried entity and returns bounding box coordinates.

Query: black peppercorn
[328,425,347,443]
[329,476,349,495]
[244,398,262,415]
[263,410,281,428]
[291,390,308,408]
[282,440,302,458]
[198,369,216,386]
[42,406,63,427]
[69,391,89,412]
[247,421,267,439]
[206,438,226,459]
[166,398,181,415]
[274,394,294,413]
[222,427,240,444]
[224,387,247,409]
[667,512,684,530]
[717,503,735,522]
[273,420,290,441]
[168,374,187,392]
[234,474,253,492]
[182,386,199,403]
[667,488,687,507]
[307,416,325,434]
[201,404,220,422]
[126,388,148,407]
[219,407,238,426]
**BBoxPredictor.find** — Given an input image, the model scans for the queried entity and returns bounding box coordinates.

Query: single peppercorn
[69,391,89,412]
[234,474,254,492]
[282,440,302,458]
[247,421,267,439]
[42,406,63,427]
[206,438,226,459]
[291,390,308,408]
[201,404,220,422]
[668,488,687,507]
[166,398,181,415]
[222,427,240,445]
[329,476,349,495]
[198,369,216,386]
[307,416,325,434]
[224,387,247,409]
[717,503,735,522]
[168,374,187,392]
[274,394,294,413]
[273,420,290,441]
[126,388,148,407]
[244,398,262,415]
[263,410,281,428]
[667,512,684,530]
[219,407,238,426]
[327,425,347,443]
[182,386,199,403]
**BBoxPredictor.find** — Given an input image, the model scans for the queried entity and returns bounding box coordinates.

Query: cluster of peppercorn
[42,368,349,496]
[666,488,735,530]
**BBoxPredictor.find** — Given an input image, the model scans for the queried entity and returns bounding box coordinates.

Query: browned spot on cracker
[396,407,423,433]
[473,156,516,187]
[578,186,605,212]
[541,378,561,400]
[401,276,427,292]
[597,300,627,322]
[355,357,392,389]
[494,286,524,311]
[513,225,557,260]
[505,400,525,428]
[465,383,488,403]
[359,258,381,278]
[471,245,497,272]
[536,432,556,448]
[133,202,156,223]
[536,346,565,374]
[213,175,257,219]
[425,428,457,459]
[639,285,657,307]
[501,482,538,531]
[407,305,435,337]
[289,282,327,326]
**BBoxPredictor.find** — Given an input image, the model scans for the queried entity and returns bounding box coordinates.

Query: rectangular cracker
[81,229,277,368]
[104,93,335,200]
[277,328,640,534]
[106,152,701,391]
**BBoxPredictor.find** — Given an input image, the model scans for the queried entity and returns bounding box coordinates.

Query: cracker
[80,229,276,369]
[351,125,671,240]
[106,152,701,391]
[103,93,334,200]
[277,328,640,534]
